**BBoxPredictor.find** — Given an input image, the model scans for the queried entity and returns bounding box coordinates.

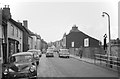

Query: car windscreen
[47,49,53,52]
[60,49,69,53]
[10,55,32,63]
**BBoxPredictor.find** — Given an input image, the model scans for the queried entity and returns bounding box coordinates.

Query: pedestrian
[79,46,83,58]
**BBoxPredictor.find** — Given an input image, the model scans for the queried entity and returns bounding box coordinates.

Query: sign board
[71,42,74,47]
[84,38,89,47]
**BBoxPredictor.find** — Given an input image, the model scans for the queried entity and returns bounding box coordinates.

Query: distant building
[36,34,42,50]
[41,39,48,50]
[66,25,100,49]
[22,20,36,52]
[62,33,66,48]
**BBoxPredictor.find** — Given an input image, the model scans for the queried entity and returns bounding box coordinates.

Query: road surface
[37,52,118,77]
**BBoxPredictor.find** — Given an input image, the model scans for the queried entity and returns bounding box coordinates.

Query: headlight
[9,68,15,72]
[4,72,8,75]
[4,69,8,75]
[29,66,36,72]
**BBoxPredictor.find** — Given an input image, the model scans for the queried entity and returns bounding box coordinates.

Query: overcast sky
[0,0,119,43]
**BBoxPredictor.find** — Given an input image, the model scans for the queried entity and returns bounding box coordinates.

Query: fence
[94,54,120,73]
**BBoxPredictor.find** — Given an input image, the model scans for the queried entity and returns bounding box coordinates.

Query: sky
[0,0,119,43]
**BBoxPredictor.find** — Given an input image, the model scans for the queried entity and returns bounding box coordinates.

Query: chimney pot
[23,20,28,28]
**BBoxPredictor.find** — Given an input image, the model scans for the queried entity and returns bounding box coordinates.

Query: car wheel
[29,77,37,79]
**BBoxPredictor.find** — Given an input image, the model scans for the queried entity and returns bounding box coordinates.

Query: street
[37,52,118,77]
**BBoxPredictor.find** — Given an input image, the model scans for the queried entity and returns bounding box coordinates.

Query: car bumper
[46,54,54,57]
[59,54,69,57]
[3,71,37,79]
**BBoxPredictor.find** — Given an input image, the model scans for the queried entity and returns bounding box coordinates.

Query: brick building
[66,25,100,48]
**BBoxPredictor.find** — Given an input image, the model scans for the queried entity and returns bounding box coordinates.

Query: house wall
[0,25,2,58]
[23,31,29,52]
[28,36,33,50]
[0,9,2,61]
[66,31,100,59]
[7,21,23,52]
[36,39,42,50]
[31,36,37,49]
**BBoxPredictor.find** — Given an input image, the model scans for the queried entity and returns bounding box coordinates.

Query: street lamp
[102,12,111,56]
[102,12,112,68]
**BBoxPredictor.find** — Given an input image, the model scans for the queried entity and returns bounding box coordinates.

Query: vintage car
[59,49,70,58]
[46,49,54,57]
[27,49,41,65]
[2,52,37,79]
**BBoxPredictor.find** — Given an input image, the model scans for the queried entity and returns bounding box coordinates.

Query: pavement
[37,53,118,78]
[70,54,96,64]
[70,54,119,73]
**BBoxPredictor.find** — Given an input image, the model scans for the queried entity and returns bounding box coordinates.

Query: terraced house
[0,8,2,62]
[3,6,24,58]
[0,5,24,63]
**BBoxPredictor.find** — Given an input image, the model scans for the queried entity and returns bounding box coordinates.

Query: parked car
[46,49,54,57]
[59,49,70,58]
[2,52,37,79]
[27,49,41,65]
[42,49,46,54]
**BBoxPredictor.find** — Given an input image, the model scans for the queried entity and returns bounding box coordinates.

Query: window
[17,28,18,37]
[19,31,22,39]
[11,25,14,36]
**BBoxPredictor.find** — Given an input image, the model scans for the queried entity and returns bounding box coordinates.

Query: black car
[2,52,37,79]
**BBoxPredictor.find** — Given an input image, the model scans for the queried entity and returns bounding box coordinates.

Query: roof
[9,18,24,31]
[67,25,100,42]
[9,18,35,36]
[12,52,33,56]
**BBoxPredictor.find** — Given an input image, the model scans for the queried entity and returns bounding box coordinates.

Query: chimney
[17,21,22,26]
[23,20,28,28]
[3,5,11,20]
[72,24,78,30]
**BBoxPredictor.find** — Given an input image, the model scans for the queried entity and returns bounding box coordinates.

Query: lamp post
[102,12,111,56]
[102,12,112,68]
